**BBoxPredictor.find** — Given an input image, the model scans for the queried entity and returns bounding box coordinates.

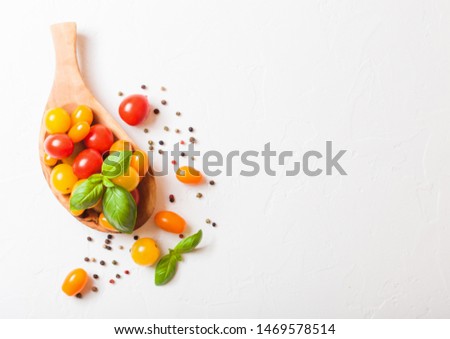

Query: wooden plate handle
[50,22,85,96]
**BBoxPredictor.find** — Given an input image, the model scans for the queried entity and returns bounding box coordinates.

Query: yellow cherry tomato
[99,212,117,232]
[45,107,71,134]
[68,121,90,143]
[43,153,57,167]
[130,150,149,177]
[110,139,133,153]
[70,179,86,216]
[131,238,160,266]
[51,164,78,194]
[71,105,93,126]
[61,143,84,166]
[62,268,89,296]
[111,166,139,191]
[176,166,202,184]
[154,211,186,234]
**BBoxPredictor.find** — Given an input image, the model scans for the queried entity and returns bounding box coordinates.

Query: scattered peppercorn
[212,222,217,227]
[191,156,195,161]
[93,274,99,279]
[161,99,167,105]
[109,279,115,284]
[171,160,177,165]
[116,274,121,279]
[153,108,160,114]
[100,260,106,266]
[91,258,96,263]
[107,234,113,240]
[180,140,185,145]
[118,91,123,96]
[87,236,93,242]
[148,140,154,145]
[75,293,82,299]
[141,84,147,89]
[149,146,154,151]
[196,193,203,198]
[209,180,215,185]
[124,270,130,275]
[164,126,169,131]
[176,112,181,116]
[144,128,149,133]
[169,194,175,203]
[206,219,211,224]
[161,86,166,91]
[159,140,164,145]
[92,287,98,292]
[175,129,180,133]
[188,127,194,132]
[158,149,163,155]
[106,246,112,251]
[181,152,186,157]
[112,260,118,265]
[84,257,90,262]
[179,234,184,239]
[189,137,196,143]
[119,246,124,250]
[105,239,111,245]
[134,235,139,240]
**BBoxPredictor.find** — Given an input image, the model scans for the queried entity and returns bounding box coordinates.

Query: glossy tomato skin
[68,121,90,143]
[72,149,103,179]
[154,211,186,234]
[131,238,160,266]
[176,166,202,184]
[44,134,74,159]
[61,268,88,296]
[119,94,150,126]
[130,188,140,205]
[50,164,78,194]
[84,124,114,153]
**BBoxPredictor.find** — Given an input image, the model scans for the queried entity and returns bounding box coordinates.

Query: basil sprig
[102,150,132,178]
[102,185,137,234]
[69,148,137,233]
[70,175,104,210]
[155,230,203,286]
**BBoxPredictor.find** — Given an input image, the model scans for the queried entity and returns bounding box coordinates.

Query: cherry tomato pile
[57,93,209,296]
[43,105,148,222]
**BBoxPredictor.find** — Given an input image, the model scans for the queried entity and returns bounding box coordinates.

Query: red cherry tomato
[44,134,74,159]
[118,94,150,126]
[72,149,103,179]
[130,189,140,205]
[84,124,114,153]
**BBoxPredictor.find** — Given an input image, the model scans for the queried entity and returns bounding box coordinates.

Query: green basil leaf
[102,185,137,234]
[70,179,104,210]
[155,254,178,286]
[102,150,132,179]
[102,176,115,188]
[88,173,104,184]
[174,230,203,254]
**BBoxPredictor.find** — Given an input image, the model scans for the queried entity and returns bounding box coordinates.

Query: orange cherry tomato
[130,150,149,177]
[61,268,89,296]
[154,211,186,234]
[176,166,202,184]
[43,153,57,167]
[110,139,133,153]
[68,121,90,143]
[131,238,160,266]
[99,212,117,232]
[71,105,93,126]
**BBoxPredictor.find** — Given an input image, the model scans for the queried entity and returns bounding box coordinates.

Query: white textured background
[1,0,450,318]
